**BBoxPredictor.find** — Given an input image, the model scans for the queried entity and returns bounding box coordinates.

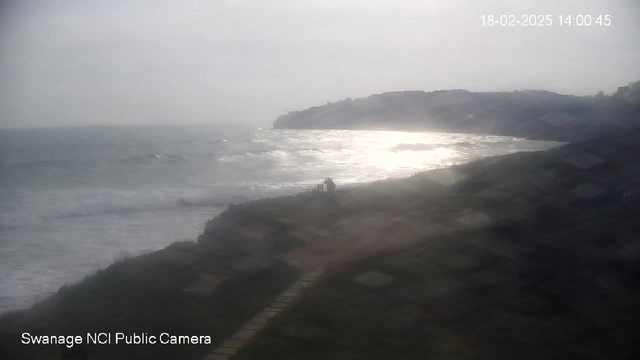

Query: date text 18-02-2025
[481,14,611,27]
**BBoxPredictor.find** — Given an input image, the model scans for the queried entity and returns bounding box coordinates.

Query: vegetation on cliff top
[274,81,640,142]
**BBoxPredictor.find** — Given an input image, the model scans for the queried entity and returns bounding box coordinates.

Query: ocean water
[0,124,560,313]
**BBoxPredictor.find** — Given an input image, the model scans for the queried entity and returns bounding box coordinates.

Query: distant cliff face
[274,83,640,142]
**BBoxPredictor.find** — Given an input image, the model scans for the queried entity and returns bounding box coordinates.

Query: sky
[0,0,639,129]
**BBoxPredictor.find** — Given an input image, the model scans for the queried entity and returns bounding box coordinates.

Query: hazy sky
[1,0,639,128]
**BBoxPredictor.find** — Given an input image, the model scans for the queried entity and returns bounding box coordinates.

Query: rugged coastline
[274,82,640,142]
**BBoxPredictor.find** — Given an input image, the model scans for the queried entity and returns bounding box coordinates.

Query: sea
[0,124,560,313]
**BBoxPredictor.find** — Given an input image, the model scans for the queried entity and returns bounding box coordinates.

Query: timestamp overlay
[480,14,611,27]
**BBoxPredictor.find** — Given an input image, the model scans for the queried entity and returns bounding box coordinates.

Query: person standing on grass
[324,177,336,203]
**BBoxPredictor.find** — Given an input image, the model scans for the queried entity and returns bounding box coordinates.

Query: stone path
[203,267,325,360]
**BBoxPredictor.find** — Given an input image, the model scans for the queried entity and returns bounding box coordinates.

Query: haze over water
[0,124,560,313]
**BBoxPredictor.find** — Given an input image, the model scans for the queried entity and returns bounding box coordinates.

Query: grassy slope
[233,129,640,359]
[1,128,640,359]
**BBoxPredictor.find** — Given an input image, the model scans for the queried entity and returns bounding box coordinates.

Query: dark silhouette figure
[324,177,336,204]
[324,177,336,192]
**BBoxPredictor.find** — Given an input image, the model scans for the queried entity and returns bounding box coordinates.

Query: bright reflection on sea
[250,129,560,186]
[0,125,562,313]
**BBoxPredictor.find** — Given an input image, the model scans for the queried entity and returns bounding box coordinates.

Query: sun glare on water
[352,130,461,171]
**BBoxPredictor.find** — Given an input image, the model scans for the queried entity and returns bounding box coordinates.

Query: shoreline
[1,128,639,358]
[0,129,561,315]
[273,84,640,143]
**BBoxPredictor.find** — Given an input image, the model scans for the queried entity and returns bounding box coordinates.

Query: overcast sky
[1,0,639,128]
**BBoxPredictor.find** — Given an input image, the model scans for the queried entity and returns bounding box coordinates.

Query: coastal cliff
[274,81,640,142]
